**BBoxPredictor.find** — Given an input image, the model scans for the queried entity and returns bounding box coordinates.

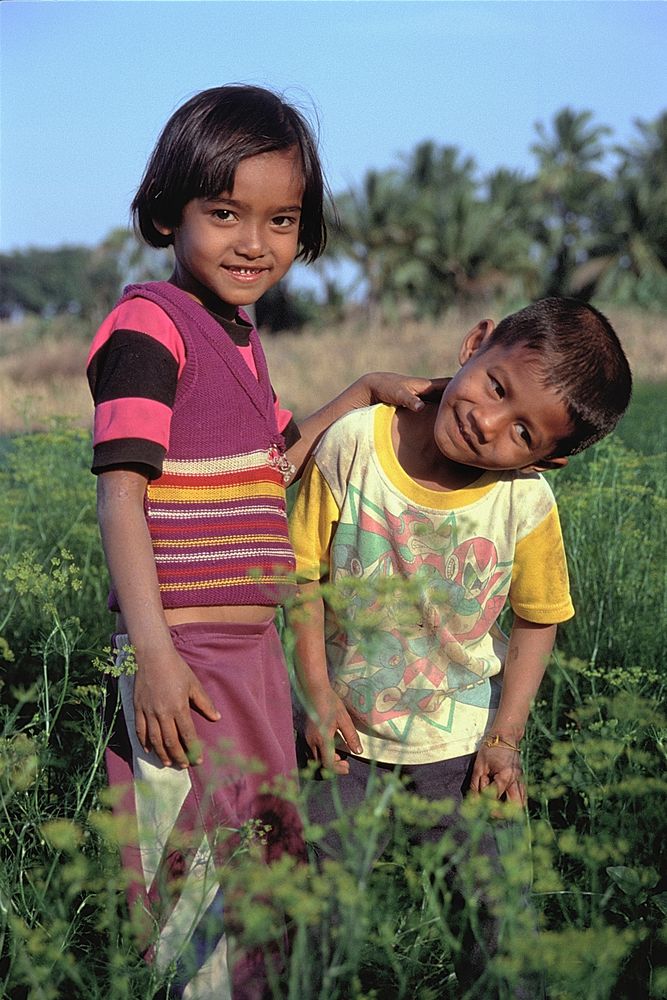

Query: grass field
[1,306,666,998]
[1,301,667,434]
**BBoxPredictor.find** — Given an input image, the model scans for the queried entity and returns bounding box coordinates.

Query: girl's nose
[235,223,264,258]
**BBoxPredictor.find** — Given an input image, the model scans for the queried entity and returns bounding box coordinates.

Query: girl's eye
[491,377,505,398]
[212,209,235,222]
[272,215,299,228]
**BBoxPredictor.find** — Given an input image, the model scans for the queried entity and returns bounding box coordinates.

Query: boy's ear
[459,319,496,364]
[520,456,569,474]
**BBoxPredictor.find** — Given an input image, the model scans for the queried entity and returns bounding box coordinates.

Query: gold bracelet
[483,734,521,753]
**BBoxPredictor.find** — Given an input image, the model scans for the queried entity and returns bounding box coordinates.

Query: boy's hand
[132,645,221,768]
[305,687,361,775]
[358,372,449,412]
[469,743,526,806]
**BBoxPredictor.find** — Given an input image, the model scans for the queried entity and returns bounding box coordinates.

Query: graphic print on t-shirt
[326,486,511,740]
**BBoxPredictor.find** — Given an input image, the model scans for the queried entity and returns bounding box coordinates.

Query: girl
[87,85,436,999]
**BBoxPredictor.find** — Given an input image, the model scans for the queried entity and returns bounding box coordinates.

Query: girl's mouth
[224,265,268,281]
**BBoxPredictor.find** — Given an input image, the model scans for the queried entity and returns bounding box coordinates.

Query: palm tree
[394,142,482,315]
[333,143,541,319]
[330,167,413,321]
[529,108,612,296]
[399,153,539,314]
[571,113,667,306]
[481,168,541,300]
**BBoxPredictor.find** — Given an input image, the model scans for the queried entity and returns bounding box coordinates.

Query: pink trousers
[105,619,303,999]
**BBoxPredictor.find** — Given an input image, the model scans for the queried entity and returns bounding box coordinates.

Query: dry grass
[263,303,667,420]
[1,303,665,434]
[0,336,94,435]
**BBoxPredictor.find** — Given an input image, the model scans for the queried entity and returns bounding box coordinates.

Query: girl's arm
[286,372,444,481]
[290,581,362,774]
[97,469,220,768]
[469,616,557,805]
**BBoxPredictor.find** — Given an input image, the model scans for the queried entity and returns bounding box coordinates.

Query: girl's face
[156,147,304,317]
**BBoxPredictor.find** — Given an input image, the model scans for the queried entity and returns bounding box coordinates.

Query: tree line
[2,107,666,327]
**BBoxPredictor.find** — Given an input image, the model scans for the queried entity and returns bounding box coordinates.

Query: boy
[288,297,631,994]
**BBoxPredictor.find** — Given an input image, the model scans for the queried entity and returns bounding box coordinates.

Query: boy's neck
[392,404,485,492]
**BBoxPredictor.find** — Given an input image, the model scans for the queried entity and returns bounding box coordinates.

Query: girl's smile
[224,266,268,279]
[155,147,304,316]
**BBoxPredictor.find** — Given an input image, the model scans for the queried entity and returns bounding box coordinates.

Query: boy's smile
[156,148,304,317]
[434,324,574,474]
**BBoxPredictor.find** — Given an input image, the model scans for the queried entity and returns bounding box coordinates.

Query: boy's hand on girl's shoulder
[469,744,526,807]
[132,646,221,769]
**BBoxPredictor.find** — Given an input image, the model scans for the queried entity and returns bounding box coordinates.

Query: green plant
[0,427,109,693]
[1,399,665,997]
[552,436,667,676]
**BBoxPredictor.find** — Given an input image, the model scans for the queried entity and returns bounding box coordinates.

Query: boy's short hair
[132,85,327,262]
[487,297,632,457]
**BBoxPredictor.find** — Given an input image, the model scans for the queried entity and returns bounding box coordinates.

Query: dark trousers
[301,746,541,999]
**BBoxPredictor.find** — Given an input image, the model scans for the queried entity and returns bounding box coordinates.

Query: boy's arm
[97,470,220,768]
[286,373,445,481]
[469,616,556,805]
[290,581,362,774]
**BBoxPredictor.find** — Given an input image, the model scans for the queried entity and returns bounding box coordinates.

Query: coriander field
[1,308,666,998]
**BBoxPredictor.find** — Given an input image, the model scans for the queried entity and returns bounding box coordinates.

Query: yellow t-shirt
[290,405,573,764]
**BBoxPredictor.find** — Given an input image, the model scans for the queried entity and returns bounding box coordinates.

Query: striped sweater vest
[116,281,296,608]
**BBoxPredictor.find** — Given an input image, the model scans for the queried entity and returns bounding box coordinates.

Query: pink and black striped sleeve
[86,298,186,478]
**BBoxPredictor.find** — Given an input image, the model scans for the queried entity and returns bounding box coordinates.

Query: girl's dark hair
[488,297,632,457]
[131,85,327,262]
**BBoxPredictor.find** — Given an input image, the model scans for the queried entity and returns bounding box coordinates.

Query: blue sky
[2,0,665,260]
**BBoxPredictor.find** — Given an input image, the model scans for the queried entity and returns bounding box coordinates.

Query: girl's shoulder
[112,294,179,336]
[90,295,185,368]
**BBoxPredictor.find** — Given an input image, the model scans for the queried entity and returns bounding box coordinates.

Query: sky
[2,0,666,267]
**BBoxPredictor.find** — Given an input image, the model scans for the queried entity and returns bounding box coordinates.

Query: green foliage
[584,113,667,307]
[615,381,667,455]
[1,392,665,997]
[4,109,667,327]
[552,435,667,673]
[529,107,612,298]
[0,229,170,325]
[332,108,667,318]
[0,675,162,998]
[0,246,93,319]
[0,427,109,692]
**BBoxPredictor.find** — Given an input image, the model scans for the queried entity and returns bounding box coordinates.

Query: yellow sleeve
[289,458,341,582]
[510,505,574,623]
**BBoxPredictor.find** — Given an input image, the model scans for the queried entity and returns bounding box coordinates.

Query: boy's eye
[491,377,505,398]
[516,424,531,446]
[212,209,235,222]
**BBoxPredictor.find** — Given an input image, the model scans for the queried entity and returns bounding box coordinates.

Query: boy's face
[434,321,573,473]
[155,147,304,317]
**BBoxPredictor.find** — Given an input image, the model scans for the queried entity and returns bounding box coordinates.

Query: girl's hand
[469,744,526,806]
[358,372,449,412]
[132,643,220,768]
[305,687,361,774]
